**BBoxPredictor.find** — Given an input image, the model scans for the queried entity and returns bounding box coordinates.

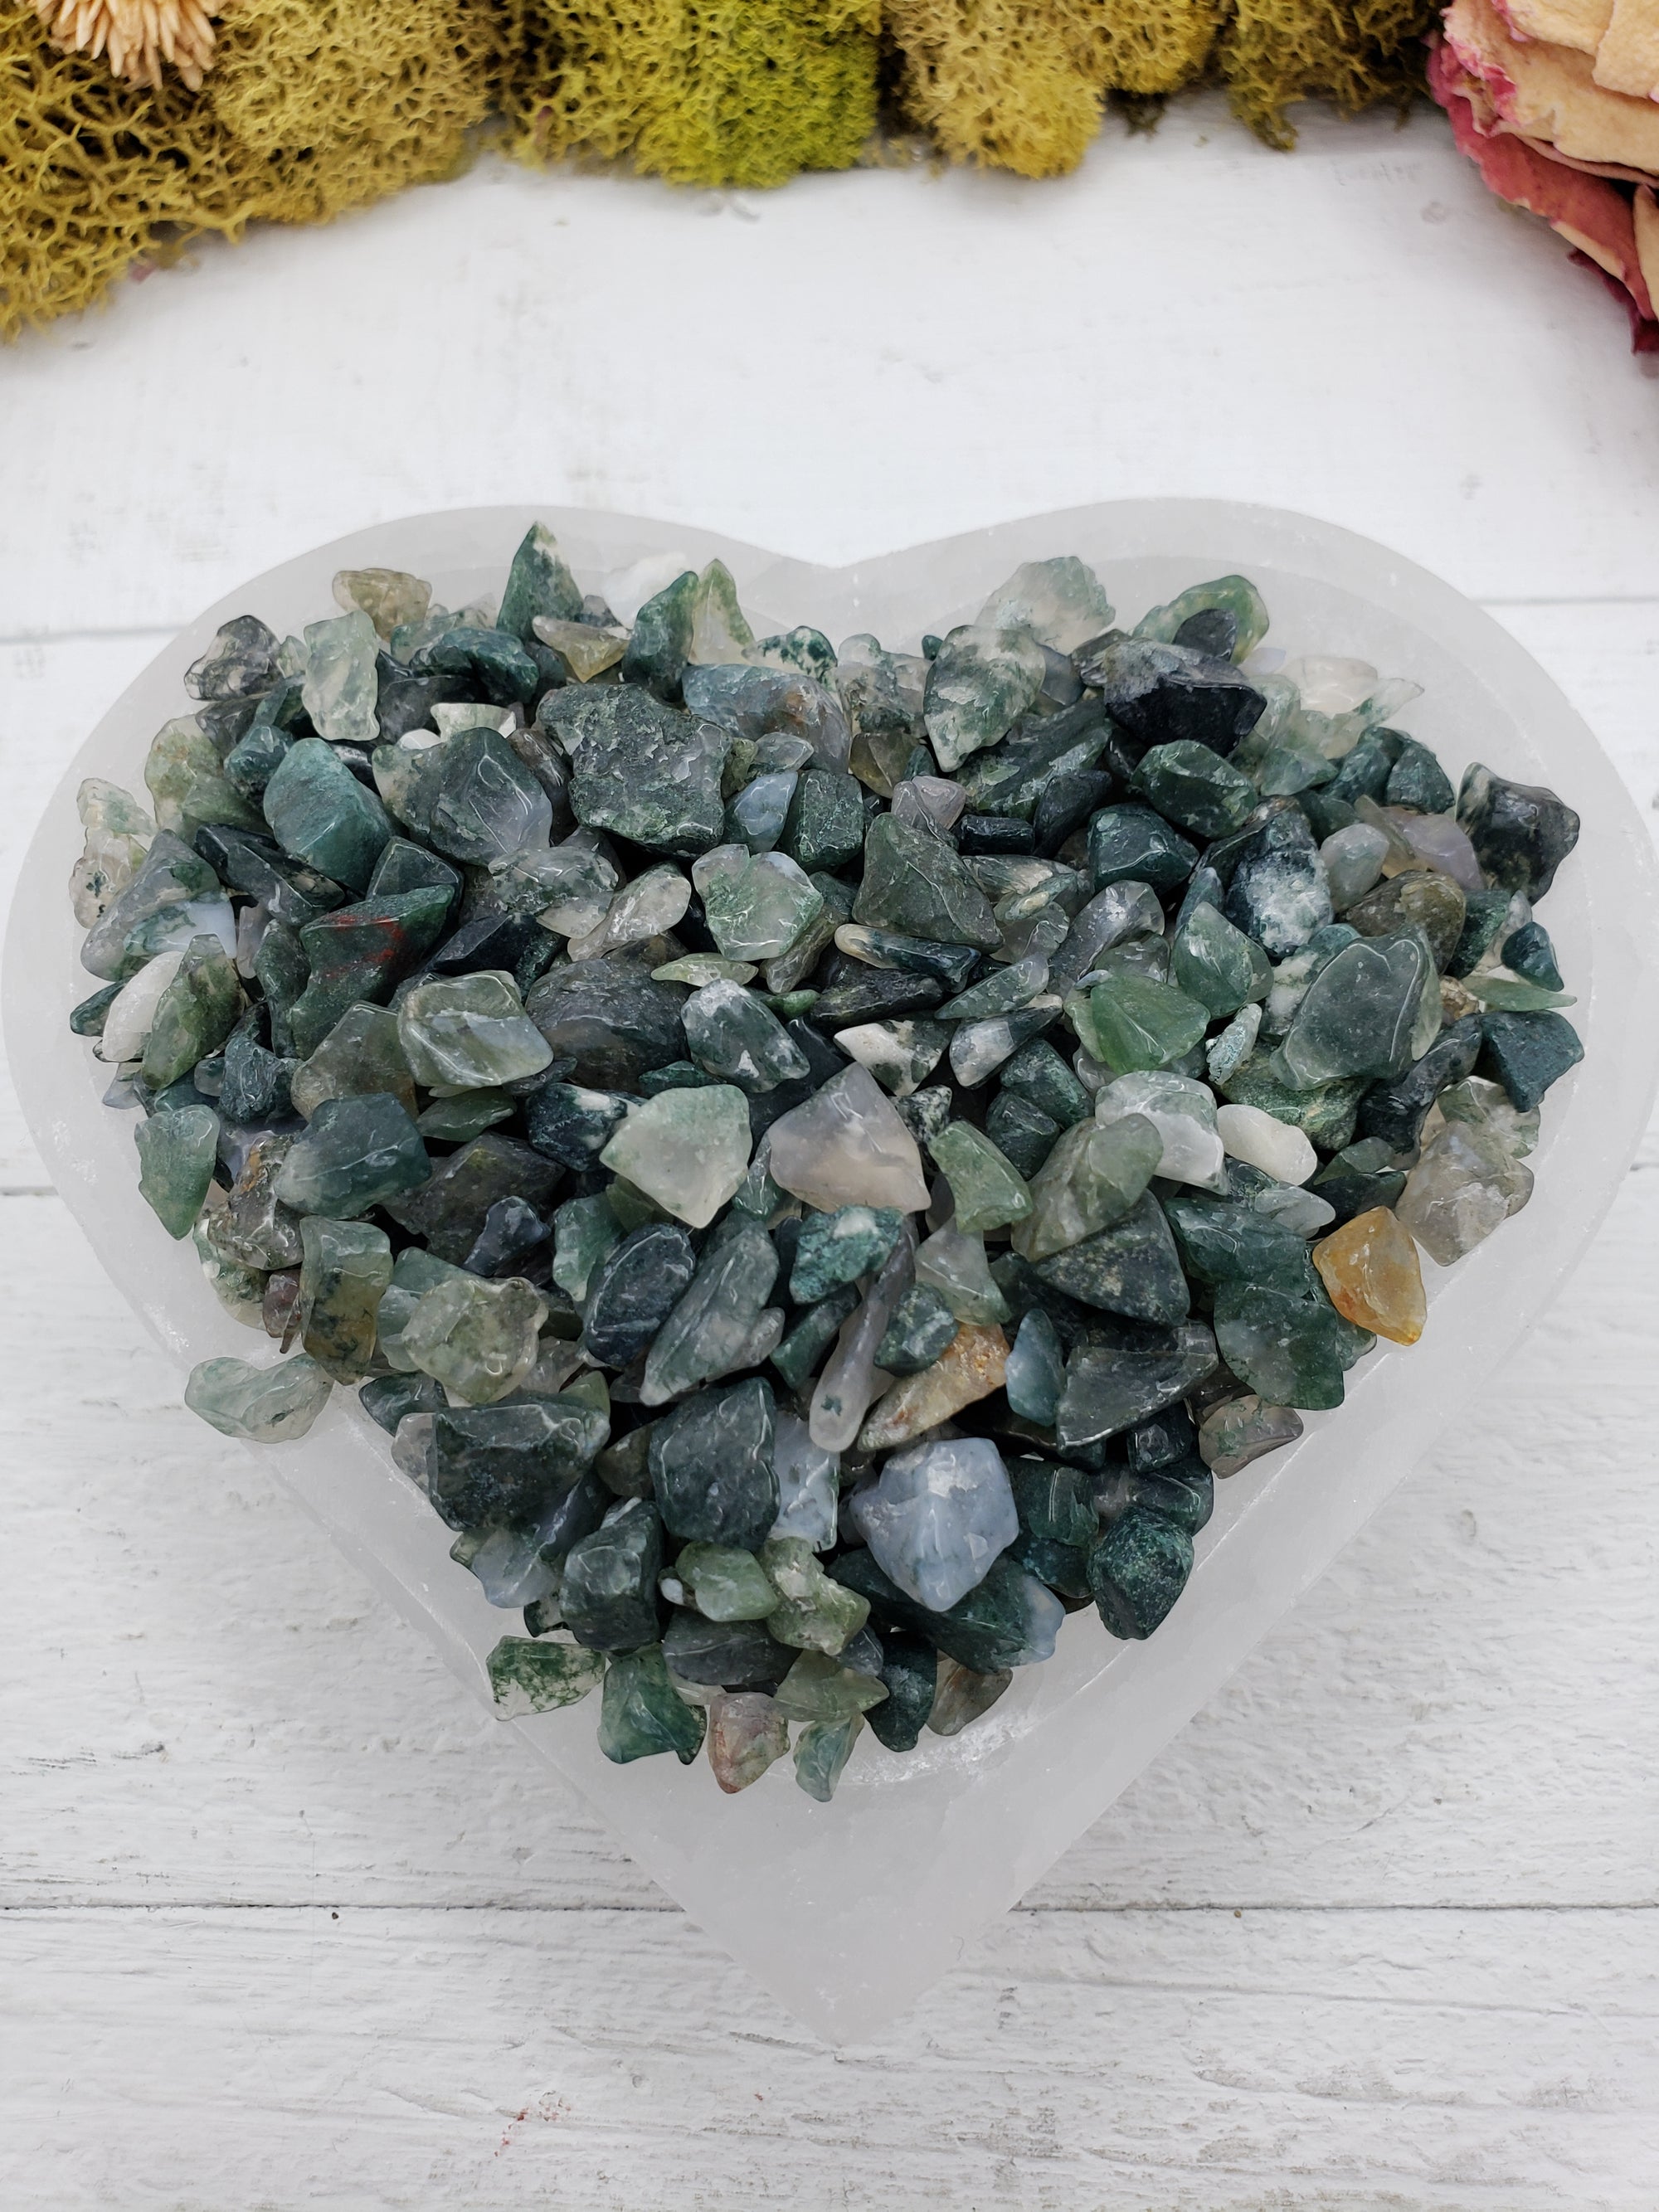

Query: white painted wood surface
[2,91,1657,2206]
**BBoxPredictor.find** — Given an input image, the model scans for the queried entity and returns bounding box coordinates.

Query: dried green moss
[503,1,881,188]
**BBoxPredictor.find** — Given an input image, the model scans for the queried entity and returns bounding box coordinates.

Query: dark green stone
[365,836,463,915]
[1171,902,1272,1018]
[1009,1457,1097,1548]
[262,737,392,893]
[1131,740,1259,839]
[1457,764,1580,898]
[562,1500,666,1651]
[1354,1015,1482,1151]
[1008,1532,1092,1601]
[782,769,865,872]
[809,970,944,1025]
[874,1285,959,1376]
[191,825,346,928]
[1502,922,1563,991]
[649,1378,778,1550]
[954,695,1107,819]
[1212,1277,1374,1410]
[431,1396,612,1536]
[830,1551,1061,1673]
[1277,933,1433,1089]
[582,1223,697,1367]
[134,1102,218,1238]
[639,1060,718,1096]
[69,981,121,1037]
[358,1371,445,1435]
[1308,1140,1409,1226]
[1163,1191,1316,1291]
[1087,1506,1194,1640]
[80,830,222,982]
[598,1644,707,1764]
[1094,1456,1213,1536]
[662,1609,792,1690]
[273,1091,429,1217]
[1220,807,1333,959]
[1217,1062,1367,1152]
[416,1091,516,1143]
[771,1285,861,1392]
[1447,887,1512,979]
[863,1631,938,1753]
[985,1090,1062,1178]
[222,721,294,803]
[1053,1320,1219,1451]
[410,625,540,705]
[382,1133,561,1263]
[218,1009,296,1125]
[1477,1010,1584,1112]
[142,936,242,1088]
[1124,1402,1198,1469]
[524,1081,634,1168]
[526,955,688,1090]
[1325,727,1401,808]
[1087,804,1199,894]
[555,685,727,853]
[1072,634,1265,758]
[1385,740,1456,814]
[1034,1194,1190,1323]
[618,570,697,701]
[254,921,309,1055]
[401,728,552,865]
[832,926,981,992]
[496,522,583,642]
[852,812,1002,950]
[790,1205,903,1304]
[998,1037,1093,1127]
[288,885,454,1057]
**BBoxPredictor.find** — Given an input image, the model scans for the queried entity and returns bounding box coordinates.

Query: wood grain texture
[3,87,1658,2206]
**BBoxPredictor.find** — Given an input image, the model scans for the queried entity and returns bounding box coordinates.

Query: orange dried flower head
[32,0,218,92]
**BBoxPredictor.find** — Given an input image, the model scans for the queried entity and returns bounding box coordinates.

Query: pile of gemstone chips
[67,527,1585,1801]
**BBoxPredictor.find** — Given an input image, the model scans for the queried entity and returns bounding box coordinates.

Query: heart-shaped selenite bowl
[9,502,1659,2040]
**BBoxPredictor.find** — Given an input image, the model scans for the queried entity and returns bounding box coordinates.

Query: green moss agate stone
[1131,740,1258,839]
[830,1551,1063,1674]
[184,1351,333,1441]
[927,1122,1033,1233]
[790,1205,903,1303]
[262,737,392,894]
[864,1631,939,1753]
[619,570,698,700]
[1172,902,1272,1018]
[761,1538,870,1655]
[853,813,1002,950]
[141,936,242,1088]
[496,522,583,642]
[598,1644,706,1765]
[649,1378,778,1550]
[1053,1320,1219,1452]
[1071,975,1209,1077]
[793,1714,864,1801]
[771,1283,861,1393]
[134,1101,218,1238]
[1477,1009,1584,1111]
[781,768,865,872]
[81,830,224,983]
[1087,1506,1194,1640]
[772,1649,889,1722]
[289,887,454,1057]
[144,715,264,839]
[874,1285,958,1377]
[1212,1276,1374,1410]
[298,1216,393,1382]
[274,1091,430,1218]
[486,1635,606,1717]
[1032,1193,1190,1324]
[557,687,728,854]
[430,1397,611,1536]
[1087,805,1199,895]
[676,1543,780,1623]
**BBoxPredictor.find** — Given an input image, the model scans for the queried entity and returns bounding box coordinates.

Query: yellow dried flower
[32,0,219,93]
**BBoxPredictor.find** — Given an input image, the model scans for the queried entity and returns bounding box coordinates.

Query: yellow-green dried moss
[1221,0,1436,148]
[504,0,881,188]
[1,0,502,341]
[887,0,1219,179]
